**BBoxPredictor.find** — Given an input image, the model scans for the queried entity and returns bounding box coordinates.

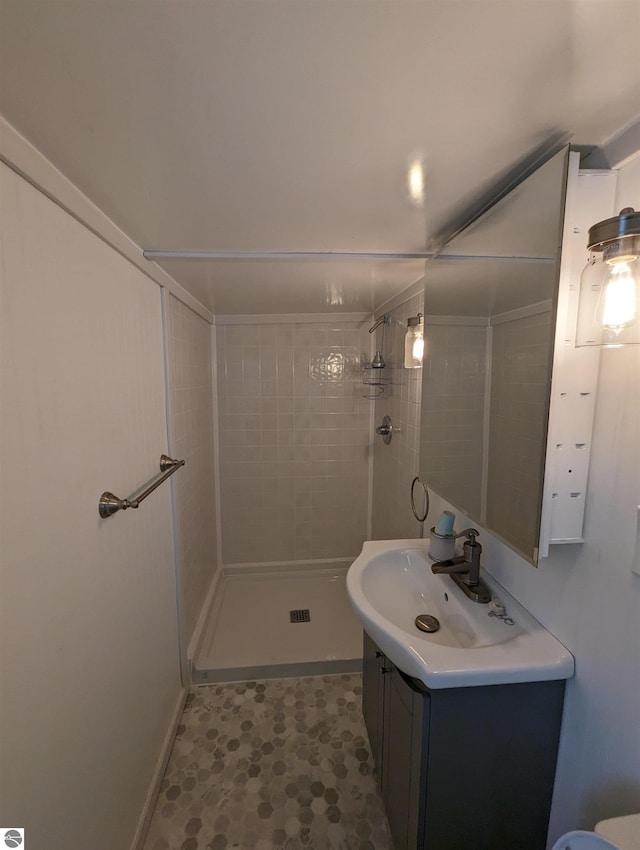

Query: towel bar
[99,454,185,518]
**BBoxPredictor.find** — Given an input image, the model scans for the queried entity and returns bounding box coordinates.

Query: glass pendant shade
[404,314,424,368]
[576,208,640,347]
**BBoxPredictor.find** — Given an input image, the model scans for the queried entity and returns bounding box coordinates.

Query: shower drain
[290,609,311,623]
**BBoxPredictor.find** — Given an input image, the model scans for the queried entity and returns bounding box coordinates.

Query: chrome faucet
[431,528,491,604]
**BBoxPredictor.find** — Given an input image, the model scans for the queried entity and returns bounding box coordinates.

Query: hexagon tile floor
[143,674,392,850]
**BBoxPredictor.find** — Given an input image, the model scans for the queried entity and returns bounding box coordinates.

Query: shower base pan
[192,565,363,684]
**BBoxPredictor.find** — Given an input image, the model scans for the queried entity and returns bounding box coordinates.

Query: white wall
[165,293,219,658]
[0,163,183,849]
[427,154,640,845]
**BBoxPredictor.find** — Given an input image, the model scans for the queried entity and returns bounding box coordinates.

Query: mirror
[419,147,570,564]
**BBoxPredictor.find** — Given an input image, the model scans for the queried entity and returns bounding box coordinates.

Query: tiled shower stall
[190,308,426,681]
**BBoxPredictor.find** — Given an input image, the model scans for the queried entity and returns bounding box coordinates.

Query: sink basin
[346,539,574,689]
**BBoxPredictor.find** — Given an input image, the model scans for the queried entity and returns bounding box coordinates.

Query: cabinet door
[362,631,385,774]
[383,666,413,849]
[382,665,427,850]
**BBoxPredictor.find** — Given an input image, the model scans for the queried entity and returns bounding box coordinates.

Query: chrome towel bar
[99,454,185,518]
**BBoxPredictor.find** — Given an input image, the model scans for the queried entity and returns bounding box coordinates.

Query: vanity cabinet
[363,631,566,850]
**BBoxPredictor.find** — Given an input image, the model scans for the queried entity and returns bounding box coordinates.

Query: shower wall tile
[166,294,219,647]
[371,293,425,540]
[486,310,553,556]
[420,323,487,520]
[216,320,371,565]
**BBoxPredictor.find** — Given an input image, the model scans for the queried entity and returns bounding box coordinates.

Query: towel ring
[411,476,429,523]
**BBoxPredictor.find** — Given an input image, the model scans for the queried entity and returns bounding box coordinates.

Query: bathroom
[1,2,639,849]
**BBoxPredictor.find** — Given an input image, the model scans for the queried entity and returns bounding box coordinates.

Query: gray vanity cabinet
[364,631,427,849]
[381,656,428,850]
[362,630,385,770]
[362,631,566,850]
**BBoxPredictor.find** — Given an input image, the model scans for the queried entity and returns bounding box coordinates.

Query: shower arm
[368,315,389,334]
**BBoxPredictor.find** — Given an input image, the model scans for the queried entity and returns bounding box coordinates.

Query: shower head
[369,315,389,369]
[371,351,386,369]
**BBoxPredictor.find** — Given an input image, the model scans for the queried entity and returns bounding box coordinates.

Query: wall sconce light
[576,207,640,347]
[404,313,424,368]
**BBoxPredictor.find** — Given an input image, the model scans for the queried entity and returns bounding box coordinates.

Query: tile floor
[194,572,363,683]
[143,674,392,850]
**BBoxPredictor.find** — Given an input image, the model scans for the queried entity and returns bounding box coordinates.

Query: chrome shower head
[371,350,386,369]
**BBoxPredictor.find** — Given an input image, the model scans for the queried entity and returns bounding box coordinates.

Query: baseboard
[223,557,354,577]
[192,656,363,685]
[130,685,188,850]
[187,568,224,668]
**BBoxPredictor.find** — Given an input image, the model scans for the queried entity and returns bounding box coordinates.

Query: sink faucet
[431,528,491,604]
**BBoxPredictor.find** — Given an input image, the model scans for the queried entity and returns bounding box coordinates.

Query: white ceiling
[1,0,639,315]
[423,258,559,318]
[152,257,424,316]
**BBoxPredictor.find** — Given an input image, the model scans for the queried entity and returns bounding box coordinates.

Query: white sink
[346,539,574,689]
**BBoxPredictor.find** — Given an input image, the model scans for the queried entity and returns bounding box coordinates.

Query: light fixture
[407,156,426,207]
[404,313,424,368]
[576,207,640,347]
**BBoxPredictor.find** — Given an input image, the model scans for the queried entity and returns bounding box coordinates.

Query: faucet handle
[455,527,480,542]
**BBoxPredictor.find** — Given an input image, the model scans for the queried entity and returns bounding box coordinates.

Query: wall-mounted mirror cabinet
[419,148,571,565]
